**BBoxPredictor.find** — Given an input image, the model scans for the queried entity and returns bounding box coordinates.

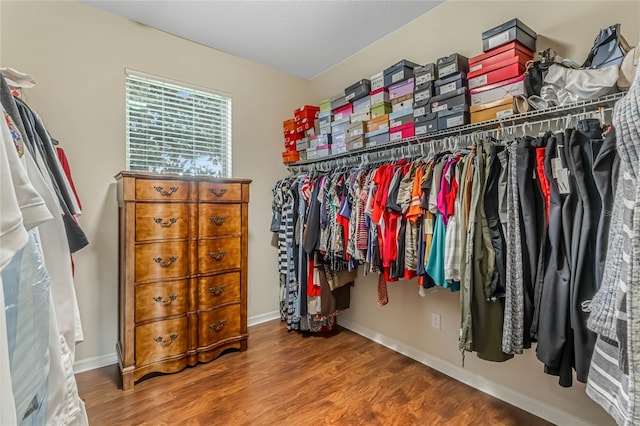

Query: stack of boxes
[282,118,299,162]
[345,79,371,151]
[469,19,536,123]
[432,53,471,130]
[280,18,538,164]
[386,60,419,142]
[366,72,391,146]
[413,63,437,135]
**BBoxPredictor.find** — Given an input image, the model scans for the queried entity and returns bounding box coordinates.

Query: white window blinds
[126,72,232,177]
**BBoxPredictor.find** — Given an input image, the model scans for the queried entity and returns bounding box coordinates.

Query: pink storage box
[370,87,390,105]
[470,75,525,105]
[389,122,415,142]
[333,103,353,121]
[389,78,415,101]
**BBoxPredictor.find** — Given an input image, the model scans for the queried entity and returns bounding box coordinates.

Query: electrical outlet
[431,313,441,330]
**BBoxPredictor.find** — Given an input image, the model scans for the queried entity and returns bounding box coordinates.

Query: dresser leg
[240,339,248,351]
[122,372,134,391]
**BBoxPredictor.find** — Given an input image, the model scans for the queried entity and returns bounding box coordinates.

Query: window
[126,72,232,177]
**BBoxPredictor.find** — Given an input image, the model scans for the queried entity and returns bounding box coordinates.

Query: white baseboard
[74,352,118,374]
[74,311,280,374]
[248,310,279,326]
[339,318,591,426]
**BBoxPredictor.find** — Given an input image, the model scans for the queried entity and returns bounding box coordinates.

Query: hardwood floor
[76,320,552,425]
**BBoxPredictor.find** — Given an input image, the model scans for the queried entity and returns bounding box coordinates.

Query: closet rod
[286,92,624,172]
[287,103,616,175]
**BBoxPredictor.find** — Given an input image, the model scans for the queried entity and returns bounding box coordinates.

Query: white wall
[0,1,305,362]
[310,2,639,425]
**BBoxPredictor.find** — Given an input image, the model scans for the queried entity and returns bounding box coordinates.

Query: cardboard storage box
[316,144,332,158]
[294,105,320,123]
[438,104,470,129]
[308,135,319,149]
[470,96,516,123]
[331,118,350,134]
[482,18,536,52]
[415,112,439,135]
[318,113,332,127]
[370,88,390,105]
[298,150,307,161]
[470,75,525,105]
[434,72,468,97]
[316,134,331,146]
[282,150,299,162]
[415,63,437,86]
[353,96,371,114]
[392,97,414,113]
[332,145,347,155]
[371,72,384,91]
[366,114,389,133]
[371,101,392,118]
[319,124,331,135]
[413,99,431,118]
[333,103,353,121]
[436,53,469,79]
[389,109,414,128]
[319,99,332,112]
[469,41,533,75]
[346,121,366,138]
[296,138,309,151]
[389,122,415,142]
[283,118,296,133]
[468,62,526,89]
[345,79,371,102]
[389,78,415,100]
[351,111,371,123]
[332,131,346,146]
[347,135,367,151]
[383,59,420,87]
[306,147,317,160]
[366,128,390,146]
[414,85,433,103]
[467,55,530,81]
[330,94,348,111]
[431,89,470,113]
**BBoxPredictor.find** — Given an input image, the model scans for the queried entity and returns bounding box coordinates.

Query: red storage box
[283,118,296,133]
[294,105,320,123]
[469,41,533,74]
[468,62,526,89]
[282,150,300,163]
[284,129,302,141]
[295,117,316,133]
[389,122,415,142]
[468,55,530,80]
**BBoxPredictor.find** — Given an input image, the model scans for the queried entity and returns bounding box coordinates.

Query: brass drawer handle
[208,285,226,296]
[154,333,178,345]
[153,294,178,305]
[154,217,179,228]
[209,320,227,332]
[153,256,178,267]
[154,185,178,196]
[209,251,227,261]
[209,188,227,197]
[210,216,227,226]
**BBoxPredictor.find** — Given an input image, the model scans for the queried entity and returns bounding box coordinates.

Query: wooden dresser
[115,172,251,390]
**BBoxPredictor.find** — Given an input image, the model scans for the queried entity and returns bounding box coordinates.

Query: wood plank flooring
[76,320,552,425]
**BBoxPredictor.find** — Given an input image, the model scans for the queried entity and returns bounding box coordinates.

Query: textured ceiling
[84,1,444,79]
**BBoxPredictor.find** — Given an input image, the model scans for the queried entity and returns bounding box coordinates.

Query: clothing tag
[557,168,570,194]
[551,157,561,178]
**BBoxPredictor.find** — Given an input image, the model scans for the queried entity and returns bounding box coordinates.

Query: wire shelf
[286,92,624,168]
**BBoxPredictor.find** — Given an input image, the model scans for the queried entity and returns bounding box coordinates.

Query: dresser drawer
[136,203,190,242]
[135,280,188,322]
[136,179,190,201]
[198,237,241,274]
[135,241,188,282]
[198,182,242,202]
[198,304,241,347]
[135,317,188,366]
[198,204,241,238]
[198,272,241,310]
